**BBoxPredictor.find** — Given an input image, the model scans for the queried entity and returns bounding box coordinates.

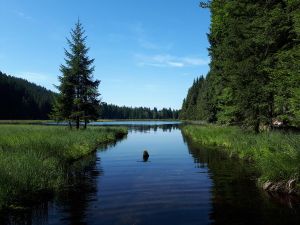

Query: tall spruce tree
[181,1,299,131]
[52,21,100,129]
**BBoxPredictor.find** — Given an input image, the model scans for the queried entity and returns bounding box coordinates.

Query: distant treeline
[100,103,179,120]
[181,0,300,131]
[0,71,55,119]
[0,71,179,120]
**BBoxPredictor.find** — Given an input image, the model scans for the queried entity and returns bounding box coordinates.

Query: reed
[0,125,127,208]
[182,125,300,184]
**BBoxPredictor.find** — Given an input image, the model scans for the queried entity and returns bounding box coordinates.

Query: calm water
[2,123,300,225]
[90,121,182,126]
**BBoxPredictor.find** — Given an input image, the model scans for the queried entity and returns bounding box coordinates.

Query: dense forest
[0,71,178,120]
[100,103,179,120]
[181,0,300,131]
[0,71,55,119]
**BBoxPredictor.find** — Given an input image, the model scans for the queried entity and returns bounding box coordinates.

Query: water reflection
[1,124,180,225]
[182,132,300,225]
[2,124,300,225]
[0,132,127,225]
[0,153,101,225]
[90,121,182,126]
[125,123,181,133]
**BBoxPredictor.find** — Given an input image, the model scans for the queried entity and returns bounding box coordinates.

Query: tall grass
[0,125,127,208]
[0,120,51,124]
[182,125,300,184]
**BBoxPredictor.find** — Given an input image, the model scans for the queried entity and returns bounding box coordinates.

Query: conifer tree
[52,20,100,129]
[181,1,299,131]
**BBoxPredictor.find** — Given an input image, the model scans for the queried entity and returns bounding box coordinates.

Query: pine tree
[52,20,100,129]
[181,0,300,131]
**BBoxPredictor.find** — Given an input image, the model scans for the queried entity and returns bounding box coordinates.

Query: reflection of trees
[0,153,103,225]
[0,132,129,225]
[53,153,101,225]
[95,123,181,133]
[127,124,181,133]
[0,130,129,224]
[98,133,128,152]
[182,130,300,225]
[0,202,50,225]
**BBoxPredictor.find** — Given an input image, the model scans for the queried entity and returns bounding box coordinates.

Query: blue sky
[0,0,210,109]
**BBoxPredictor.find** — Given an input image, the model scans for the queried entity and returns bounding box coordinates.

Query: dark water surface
[3,123,300,225]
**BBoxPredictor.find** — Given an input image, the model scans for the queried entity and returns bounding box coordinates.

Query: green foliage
[0,70,175,121]
[181,0,300,130]
[0,125,127,208]
[52,21,100,129]
[183,125,300,183]
[0,72,55,119]
[100,103,179,119]
[180,76,209,120]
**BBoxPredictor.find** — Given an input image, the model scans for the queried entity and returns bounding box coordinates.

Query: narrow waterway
[3,123,300,225]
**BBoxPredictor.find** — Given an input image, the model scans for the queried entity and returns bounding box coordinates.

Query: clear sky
[0,0,210,109]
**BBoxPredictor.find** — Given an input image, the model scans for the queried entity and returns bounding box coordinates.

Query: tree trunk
[76,116,80,130]
[254,110,260,133]
[84,118,87,129]
[254,123,259,133]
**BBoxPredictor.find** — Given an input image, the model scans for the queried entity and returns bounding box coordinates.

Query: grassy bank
[0,119,115,124]
[0,125,127,208]
[182,125,300,189]
[0,120,52,124]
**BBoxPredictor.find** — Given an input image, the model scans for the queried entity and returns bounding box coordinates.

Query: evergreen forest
[0,71,55,119]
[100,103,179,120]
[180,0,300,132]
[0,71,178,120]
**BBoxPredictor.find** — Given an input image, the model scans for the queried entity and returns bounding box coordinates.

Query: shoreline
[0,125,128,209]
[182,124,300,196]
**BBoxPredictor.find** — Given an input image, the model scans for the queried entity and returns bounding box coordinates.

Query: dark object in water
[143,150,149,161]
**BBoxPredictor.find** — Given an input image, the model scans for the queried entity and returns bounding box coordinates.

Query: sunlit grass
[0,125,127,208]
[0,120,51,124]
[182,125,300,184]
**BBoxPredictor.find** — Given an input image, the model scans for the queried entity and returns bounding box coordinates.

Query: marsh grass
[0,125,127,208]
[182,125,300,184]
[0,120,51,124]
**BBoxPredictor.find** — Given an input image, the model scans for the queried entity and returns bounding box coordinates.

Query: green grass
[182,125,300,185]
[0,125,127,208]
[0,120,52,124]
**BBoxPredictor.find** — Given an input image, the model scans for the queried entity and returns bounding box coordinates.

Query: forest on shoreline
[180,0,300,132]
[0,71,179,120]
[0,71,55,120]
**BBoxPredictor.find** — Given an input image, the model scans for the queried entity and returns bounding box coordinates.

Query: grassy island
[0,125,127,208]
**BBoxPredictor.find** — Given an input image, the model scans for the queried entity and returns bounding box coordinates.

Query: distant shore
[0,119,181,125]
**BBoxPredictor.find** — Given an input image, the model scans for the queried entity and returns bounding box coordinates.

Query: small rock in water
[143,150,149,161]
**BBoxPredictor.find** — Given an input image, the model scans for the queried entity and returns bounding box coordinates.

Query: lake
[2,122,300,225]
